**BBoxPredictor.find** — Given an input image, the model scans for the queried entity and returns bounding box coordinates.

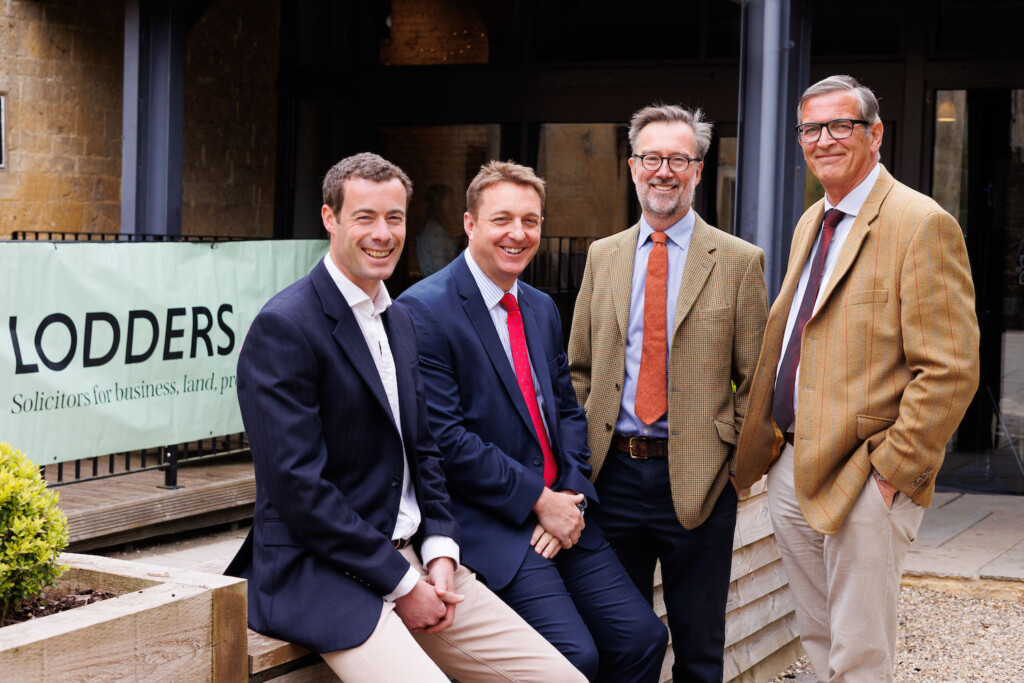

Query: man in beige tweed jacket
[734,76,979,681]
[569,104,768,682]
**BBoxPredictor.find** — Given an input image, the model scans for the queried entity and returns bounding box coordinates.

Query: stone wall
[0,0,279,239]
[380,0,488,66]
[0,0,124,237]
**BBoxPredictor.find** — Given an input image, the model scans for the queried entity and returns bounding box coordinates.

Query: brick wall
[183,0,279,237]
[0,0,124,236]
[0,0,279,239]
[380,0,488,66]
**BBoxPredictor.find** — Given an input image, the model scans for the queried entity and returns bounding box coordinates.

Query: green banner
[1,240,328,465]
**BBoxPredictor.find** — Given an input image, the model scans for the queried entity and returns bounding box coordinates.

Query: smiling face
[629,121,703,231]
[322,177,407,297]
[799,90,883,204]
[465,181,543,291]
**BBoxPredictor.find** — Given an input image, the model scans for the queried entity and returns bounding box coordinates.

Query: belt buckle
[627,437,646,460]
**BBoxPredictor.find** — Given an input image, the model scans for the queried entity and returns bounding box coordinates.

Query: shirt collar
[463,249,518,310]
[323,254,392,317]
[638,208,695,251]
[826,162,881,217]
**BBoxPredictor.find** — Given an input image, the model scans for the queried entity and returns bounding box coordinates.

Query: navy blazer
[225,260,459,653]
[399,254,599,591]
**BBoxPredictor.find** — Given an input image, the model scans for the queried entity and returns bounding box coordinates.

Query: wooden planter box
[0,553,247,682]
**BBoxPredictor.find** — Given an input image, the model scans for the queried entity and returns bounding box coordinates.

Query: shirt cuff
[420,535,460,570]
[383,566,420,603]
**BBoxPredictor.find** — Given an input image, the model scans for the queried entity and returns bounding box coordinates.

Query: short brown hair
[321,152,413,213]
[466,161,546,217]
[628,104,714,159]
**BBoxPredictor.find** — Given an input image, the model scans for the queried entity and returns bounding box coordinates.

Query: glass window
[716,137,737,233]
[932,90,968,227]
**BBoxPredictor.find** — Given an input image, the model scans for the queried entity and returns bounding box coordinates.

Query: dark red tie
[500,294,557,487]
[773,209,844,434]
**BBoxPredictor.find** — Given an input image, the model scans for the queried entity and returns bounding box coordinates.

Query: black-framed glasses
[795,118,869,144]
[632,154,701,173]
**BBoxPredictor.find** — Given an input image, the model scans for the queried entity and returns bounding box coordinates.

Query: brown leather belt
[783,432,795,446]
[612,435,669,459]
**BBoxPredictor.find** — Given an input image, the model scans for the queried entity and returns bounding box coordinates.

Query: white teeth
[501,247,524,254]
[653,184,675,190]
[364,248,391,258]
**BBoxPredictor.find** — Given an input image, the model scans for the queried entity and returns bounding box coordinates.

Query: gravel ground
[769,584,1024,682]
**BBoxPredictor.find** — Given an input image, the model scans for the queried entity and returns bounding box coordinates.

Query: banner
[0,240,328,465]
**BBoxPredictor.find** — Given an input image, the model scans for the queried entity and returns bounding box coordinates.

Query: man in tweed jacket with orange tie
[569,104,768,682]
[735,76,980,681]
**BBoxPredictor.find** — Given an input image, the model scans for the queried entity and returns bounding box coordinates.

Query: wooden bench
[246,630,336,682]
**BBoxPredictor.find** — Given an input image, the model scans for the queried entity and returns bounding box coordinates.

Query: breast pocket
[845,289,889,306]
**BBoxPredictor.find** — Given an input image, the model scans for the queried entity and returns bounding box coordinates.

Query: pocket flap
[262,519,304,548]
[845,289,888,306]
[856,413,895,441]
[713,418,738,446]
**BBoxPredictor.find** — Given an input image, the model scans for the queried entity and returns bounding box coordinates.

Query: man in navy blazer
[226,153,583,683]
[400,161,667,682]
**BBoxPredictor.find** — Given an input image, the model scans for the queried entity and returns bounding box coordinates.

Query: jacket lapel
[520,291,560,453]
[310,262,398,433]
[452,258,536,434]
[382,309,418,464]
[816,166,893,310]
[612,226,640,340]
[672,214,716,336]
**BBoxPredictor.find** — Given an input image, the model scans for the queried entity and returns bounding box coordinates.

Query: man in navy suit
[226,153,584,682]
[400,161,668,682]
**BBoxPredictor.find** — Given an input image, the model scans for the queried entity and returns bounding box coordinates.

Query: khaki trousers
[767,444,925,683]
[321,546,585,682]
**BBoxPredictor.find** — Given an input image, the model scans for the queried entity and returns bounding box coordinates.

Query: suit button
[391,478,400,488]
[614,383,621,391]
[532,457,542,466]
[605,423,613,431]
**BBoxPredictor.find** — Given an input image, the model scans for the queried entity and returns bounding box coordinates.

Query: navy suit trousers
[593,446,737,683]
[495,529,668,683]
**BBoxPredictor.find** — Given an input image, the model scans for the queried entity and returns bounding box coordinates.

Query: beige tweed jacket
[568,213,769,530]
[734,165,980,535]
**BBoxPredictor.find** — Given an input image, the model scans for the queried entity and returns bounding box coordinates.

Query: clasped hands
[530,487,586,559]
[393,557,464,634]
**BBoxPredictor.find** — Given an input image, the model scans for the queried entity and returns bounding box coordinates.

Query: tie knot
[823,208,844,232]
[650,231,668,245]
[499,293,519,313]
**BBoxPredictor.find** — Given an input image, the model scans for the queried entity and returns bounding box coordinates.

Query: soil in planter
[2,587,118,627]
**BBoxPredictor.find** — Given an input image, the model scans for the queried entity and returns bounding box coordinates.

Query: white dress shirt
[776,162,881,414]
[323,255,458,601]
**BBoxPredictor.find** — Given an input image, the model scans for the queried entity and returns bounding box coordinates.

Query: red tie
[500,294,557,487]
[635,231,669,425]
[773,208,844,434]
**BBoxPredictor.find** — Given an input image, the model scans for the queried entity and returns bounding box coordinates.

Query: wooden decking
[51,455,256,552]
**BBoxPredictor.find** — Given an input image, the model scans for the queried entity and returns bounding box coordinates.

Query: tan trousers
[321,546,585,682]
[767,443,925,683]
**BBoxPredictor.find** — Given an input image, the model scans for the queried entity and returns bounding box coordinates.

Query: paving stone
[979,538,1024,582]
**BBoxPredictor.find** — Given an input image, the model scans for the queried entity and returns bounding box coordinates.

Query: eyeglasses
[795,118,870,144]
[632,154,701,173]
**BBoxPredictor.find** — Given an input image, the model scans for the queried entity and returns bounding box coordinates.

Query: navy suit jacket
[399,254,599,591]
[225,260,459,653]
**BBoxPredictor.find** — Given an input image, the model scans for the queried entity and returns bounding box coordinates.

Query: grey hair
[798,75,881,126]
[628,104,714,159]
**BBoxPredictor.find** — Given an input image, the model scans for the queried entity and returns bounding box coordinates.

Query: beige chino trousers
[321,546,585,683]
[767,443,925,682]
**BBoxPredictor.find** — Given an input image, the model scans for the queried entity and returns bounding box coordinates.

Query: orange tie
[635,231,668,425]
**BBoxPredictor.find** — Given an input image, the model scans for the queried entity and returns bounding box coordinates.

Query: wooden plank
[727,636,804,683]
[726,558,788,612]
[722,612,800,681]
[724,586,795,647]
[729,535,782,583]
[733,491,773,550]
[249,631,315,675]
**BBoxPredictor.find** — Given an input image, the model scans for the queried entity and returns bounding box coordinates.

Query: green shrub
[0,443,69,624]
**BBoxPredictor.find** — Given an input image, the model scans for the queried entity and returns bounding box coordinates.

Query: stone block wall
[0,0,279,239]
[0,0,124,237]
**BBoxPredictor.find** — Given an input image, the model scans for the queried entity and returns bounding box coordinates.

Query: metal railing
[11,230,256,488]
[520,236,595,334]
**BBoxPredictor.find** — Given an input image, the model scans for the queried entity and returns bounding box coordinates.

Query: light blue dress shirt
[615,210,696,438]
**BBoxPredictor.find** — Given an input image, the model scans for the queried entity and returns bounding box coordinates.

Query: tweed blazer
[569,213,768,529]
[734,165,980,535]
